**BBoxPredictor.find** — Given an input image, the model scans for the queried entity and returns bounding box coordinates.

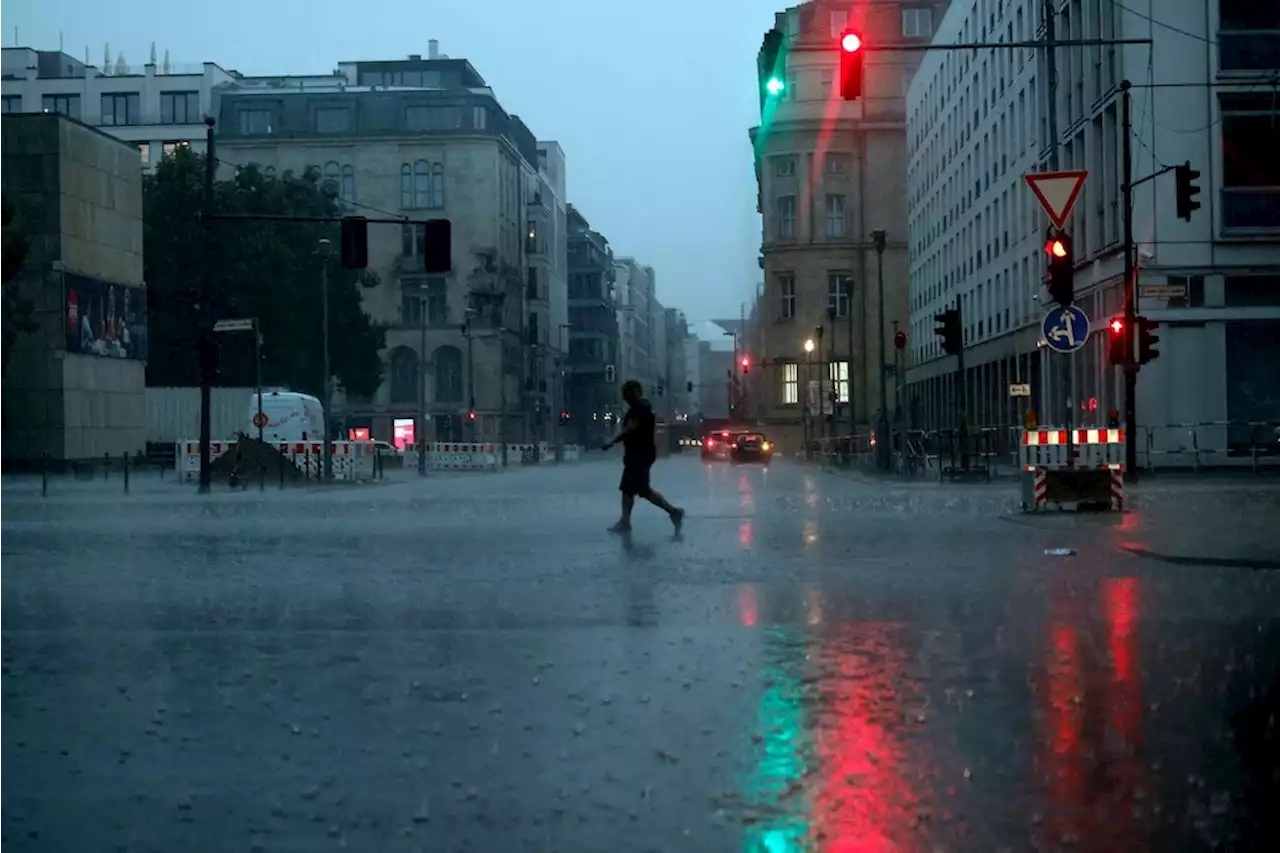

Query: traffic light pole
[1121,81,1139,481]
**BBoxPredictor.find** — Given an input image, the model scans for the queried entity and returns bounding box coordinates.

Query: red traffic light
[741,356,750,368]
[840,32,862,53]
[1110,318,1124,334]
[468,410,477,421]
[1046,238,1069,258]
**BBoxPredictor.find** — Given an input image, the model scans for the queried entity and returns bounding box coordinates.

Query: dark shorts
[619,461,654,496]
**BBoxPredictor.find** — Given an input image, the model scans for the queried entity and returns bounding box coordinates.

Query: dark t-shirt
[621,399,657,465]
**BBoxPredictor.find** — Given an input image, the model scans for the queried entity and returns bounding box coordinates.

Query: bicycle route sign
[1041,304,1091,354]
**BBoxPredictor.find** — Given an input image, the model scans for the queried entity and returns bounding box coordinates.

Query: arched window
[341,164,355,205]
[322,161,340,197]
[433,345,464,403]
[413,160,430,208]
[399,163,413,209]
[430,163,445,209]
[389,346,418,404]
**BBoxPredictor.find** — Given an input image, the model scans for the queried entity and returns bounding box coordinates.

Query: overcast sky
[8,0,783,336]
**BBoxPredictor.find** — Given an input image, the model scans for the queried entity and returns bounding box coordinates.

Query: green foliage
[1,197,37,379]
[143,148,385,399]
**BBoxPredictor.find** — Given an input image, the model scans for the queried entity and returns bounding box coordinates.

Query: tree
[143,148,385,400]
[2,197,37,379]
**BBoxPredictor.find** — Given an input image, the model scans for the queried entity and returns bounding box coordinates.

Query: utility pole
[1042,0,1074,464]
[815,324,826,439]
[465,307,476,442]
[417,284,428,476]
[845,279,855,435]
[319,238,333,483]
[1120,79,1138,481]
[197,117,215,494]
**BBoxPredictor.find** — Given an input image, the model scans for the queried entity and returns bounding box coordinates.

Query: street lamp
[803,338,815,458]
[318,237,333,482]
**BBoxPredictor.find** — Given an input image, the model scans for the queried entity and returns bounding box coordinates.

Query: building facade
[613,257,655,389]
[566,204,619,445]
[2,114,148,464]
[215,54,538,446]
[536,141,571,421]
[905,0,1280,457]
[750,0,948,451]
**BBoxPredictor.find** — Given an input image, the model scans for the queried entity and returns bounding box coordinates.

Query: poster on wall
[64,272,148,360]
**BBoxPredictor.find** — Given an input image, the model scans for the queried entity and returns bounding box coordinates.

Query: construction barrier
[176,440,378,483]
[1019,427,1124,512]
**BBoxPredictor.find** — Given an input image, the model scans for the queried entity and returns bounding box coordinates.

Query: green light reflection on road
[742,628,814,853]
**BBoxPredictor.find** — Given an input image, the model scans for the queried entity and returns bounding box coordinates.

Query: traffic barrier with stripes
[1019,427,1125,513]
[177,440,378,482]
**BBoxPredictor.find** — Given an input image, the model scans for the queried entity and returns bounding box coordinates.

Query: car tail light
[762,441,772,451]
[705,438,714,448]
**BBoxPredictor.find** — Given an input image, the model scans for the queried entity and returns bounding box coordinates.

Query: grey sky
[8,0,784,330]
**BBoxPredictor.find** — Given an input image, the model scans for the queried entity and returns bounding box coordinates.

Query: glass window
[824,194,846,238]
[782,363,799,405]
[1,96,21,113]
[903,8,933,38]
[828,361,849,403]
[315,107,351,134]
[778,273,796,319]
[237,108,273,134]
[776,195,797,239]
[100,92,140,126]
[400,164,413,209]
[160,91,199,124]
[41,93,81,119]
[827,273,853,316]
[341,165,355,205]
[413,160,430,208]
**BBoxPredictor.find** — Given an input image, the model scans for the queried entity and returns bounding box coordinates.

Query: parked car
[729,432,774,465]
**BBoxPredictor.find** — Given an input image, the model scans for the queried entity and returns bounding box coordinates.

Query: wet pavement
[4,456,1279,852]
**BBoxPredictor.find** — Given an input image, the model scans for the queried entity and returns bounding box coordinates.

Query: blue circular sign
[1041,305,1091,353]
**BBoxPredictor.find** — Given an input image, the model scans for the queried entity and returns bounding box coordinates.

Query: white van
[249,391,326,443]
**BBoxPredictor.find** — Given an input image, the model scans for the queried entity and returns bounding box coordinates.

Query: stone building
[2,113,147,465]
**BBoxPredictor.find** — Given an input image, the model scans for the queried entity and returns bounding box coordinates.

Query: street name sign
[1008,383,1032,397]
[1024,170,1088,230]
[213,318,255,332]
[1041,304,1091,354]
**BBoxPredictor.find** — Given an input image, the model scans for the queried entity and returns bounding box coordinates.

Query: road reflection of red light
[1104,577,1145,841]
[1043,621,1085,832]
[738,585,758,627]
[739,519,754,548]
[811,623,919,852]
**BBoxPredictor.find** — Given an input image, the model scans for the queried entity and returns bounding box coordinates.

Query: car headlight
[762,442,772,451]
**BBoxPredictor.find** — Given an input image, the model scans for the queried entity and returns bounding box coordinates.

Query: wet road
[4,457,1279,852]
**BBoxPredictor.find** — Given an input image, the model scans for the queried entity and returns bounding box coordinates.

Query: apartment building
[905,0,1279,451]
[566,204,619,445]
[750,0,948,451]
[214,53,539,445]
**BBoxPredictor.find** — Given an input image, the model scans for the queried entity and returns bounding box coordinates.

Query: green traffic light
[766,76,785,96]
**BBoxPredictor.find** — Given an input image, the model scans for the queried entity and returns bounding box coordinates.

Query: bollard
[122,451,130,494]
[104,451,110,480]
[42,449,49,497]
[279,449,286,489]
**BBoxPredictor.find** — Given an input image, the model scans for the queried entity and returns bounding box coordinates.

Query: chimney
[428,39,439,59]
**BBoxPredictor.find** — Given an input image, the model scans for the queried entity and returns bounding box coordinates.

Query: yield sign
[1023,170,1088,230]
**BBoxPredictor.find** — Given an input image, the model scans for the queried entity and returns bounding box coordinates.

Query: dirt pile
[210,436,305,486]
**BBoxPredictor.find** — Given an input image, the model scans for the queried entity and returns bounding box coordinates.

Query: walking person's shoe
[608,521,632,535]
[669,508,685,534]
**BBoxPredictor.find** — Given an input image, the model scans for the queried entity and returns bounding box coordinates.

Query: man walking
[602,380,685,534]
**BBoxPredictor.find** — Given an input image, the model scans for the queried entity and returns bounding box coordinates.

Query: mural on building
[64,273,148,360]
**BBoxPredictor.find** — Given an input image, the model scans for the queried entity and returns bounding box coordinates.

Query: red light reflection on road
[809,622,921,851]
[738,585,759,628]
[739,519,754,549]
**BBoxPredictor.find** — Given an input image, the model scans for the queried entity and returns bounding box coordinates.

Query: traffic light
[758,28,785,102]
[933,308,961,356]
[838,30,864,101]
[686,381,693,393]
[340,216,368,269]
[741,355,750,374]
[559,410,570,424]
[468,410,477,421]
[1137,316,1160,365]
[422,218,452,273]
[1107,317,1128,366]
[1045,230,1074,307]
[1175,161,1201,222]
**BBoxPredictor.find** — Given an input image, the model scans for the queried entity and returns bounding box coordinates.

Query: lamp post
[814,325,825,439]
[464,307,476,441]
[871,229,889,469]
[318,237,333,483]
[804,337,815,457]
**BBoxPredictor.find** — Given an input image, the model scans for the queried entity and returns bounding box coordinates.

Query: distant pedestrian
[602,380,685,535]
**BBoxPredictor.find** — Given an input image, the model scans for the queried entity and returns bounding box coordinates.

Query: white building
[1,46,342,167]
[613,258,656,389]
[905,0,1280,457]
[684,333,703,416]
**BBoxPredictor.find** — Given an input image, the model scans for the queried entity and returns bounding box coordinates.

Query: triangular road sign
[1024,170,1088,230]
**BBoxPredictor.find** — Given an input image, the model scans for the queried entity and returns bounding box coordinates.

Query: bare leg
[613,492,635,529]
[642,489,677,514]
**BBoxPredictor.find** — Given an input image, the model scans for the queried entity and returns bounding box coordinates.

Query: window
[776,195,797,239]
[160,91,199,124]
[341,165,355,205]
[162,141,189,158]
[1220,93,1280,229]
[526,220,540,255]
[413,160,430,208]
[315,107,351,133]
[827,273,853,317]
[433,345,465,403]
[773,156,796,178]
[903,8,933,38]
[138,143,150,167]
[828,361,849,403]
[401,159,446,209]
[237,108,273,134]
[2,96,20,113]
[41,93,80,118]
[782,363,799,405]
[824,194,846,238]
[388,346,419,404]
[778,273,796,319]
[405,105,462,131]
[323,161,341,196]
[472,106,488,129]
[402,222,426,257]
[825,154,849,175]
[830,10,849,36]
[100,93,140,126]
